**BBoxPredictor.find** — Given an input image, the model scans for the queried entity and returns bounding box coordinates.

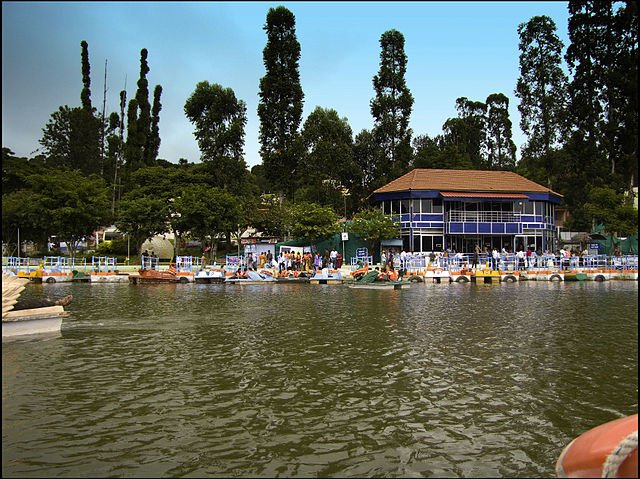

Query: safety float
[556,413,637,478]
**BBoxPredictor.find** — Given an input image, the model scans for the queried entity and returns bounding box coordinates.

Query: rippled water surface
[2,281,638,478]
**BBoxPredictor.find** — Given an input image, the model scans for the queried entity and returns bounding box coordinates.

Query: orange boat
[129,263,180,284]
[556,414,638,478]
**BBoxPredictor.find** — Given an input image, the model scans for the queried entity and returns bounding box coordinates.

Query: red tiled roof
[440,192,529,199]
[373,169,562,197]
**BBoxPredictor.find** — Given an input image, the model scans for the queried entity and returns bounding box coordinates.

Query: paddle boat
[349,268,409,290]
[129,256,181,284]
[89,256,128,283]
[194,268,226,284]
[225,270,277,285]
[309,268,343,285]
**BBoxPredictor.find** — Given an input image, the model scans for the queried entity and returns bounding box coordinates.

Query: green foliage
[258,6,304,198]
[583,186,638,236]
[371,29,414,182]
[172,185,243,258]
[485,93,517,170]
[185,81,247,161]
[40,105,102,176]
[288,202,340,244]
[565,0,637,193]
[3,168,110,258]
[298,107,357,214]
[516,14,569,181]
[348,208,400,257]
[115,194,170,254]
[352,129,387,207]
[184,82,248,195]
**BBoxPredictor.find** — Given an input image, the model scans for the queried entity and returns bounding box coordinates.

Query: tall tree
[563,0,638,223]
[370,29,414,182]
[124,48,162,172]
[80,40,92,111]
[135,48,151,164]
[484,93,517,170]
[147,85,163,163]
[184,81,248,195]
[515,15,569,187]
[257,6,304,198]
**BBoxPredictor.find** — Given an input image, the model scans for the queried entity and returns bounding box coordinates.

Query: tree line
[2,1,637,259]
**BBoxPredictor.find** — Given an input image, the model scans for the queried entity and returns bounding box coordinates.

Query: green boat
[564,272,587,281]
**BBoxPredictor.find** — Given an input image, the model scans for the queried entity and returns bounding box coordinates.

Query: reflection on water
[3,281,638,477]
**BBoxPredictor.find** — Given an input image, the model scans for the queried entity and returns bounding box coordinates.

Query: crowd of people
[239,248,344,273]
[379,244,613,272]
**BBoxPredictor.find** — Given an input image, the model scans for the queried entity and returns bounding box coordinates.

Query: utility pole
[101,59,108,177]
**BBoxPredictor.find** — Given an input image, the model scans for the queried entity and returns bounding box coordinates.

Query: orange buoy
[556,414,638,478]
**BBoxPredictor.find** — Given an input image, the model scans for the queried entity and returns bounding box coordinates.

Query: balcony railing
[448,211,522,223]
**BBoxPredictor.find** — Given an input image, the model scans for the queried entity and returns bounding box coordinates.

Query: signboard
[341,232,349,241]
[356,247,368,257]
[589,243,600,250]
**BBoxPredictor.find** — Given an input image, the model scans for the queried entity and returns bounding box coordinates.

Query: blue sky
[2,1,570,168]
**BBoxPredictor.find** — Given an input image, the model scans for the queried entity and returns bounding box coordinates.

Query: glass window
[433,198,443,213]
[524,201,534,214]
[400,200,410,214]
[412,235,421,252]
[411,199,421,214]
[423,236,433,252]
[421,199,432,213]
[391,200,400,214]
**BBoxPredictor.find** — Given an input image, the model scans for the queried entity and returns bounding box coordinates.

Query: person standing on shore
[472,244,480,269]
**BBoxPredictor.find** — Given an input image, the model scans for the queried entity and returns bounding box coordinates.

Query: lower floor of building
[399,230,556,254]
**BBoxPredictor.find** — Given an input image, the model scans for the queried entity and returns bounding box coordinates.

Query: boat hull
[2,305,67,338]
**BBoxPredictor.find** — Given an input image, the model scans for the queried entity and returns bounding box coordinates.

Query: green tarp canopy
[275,228,370,262]
[590,228,638,255]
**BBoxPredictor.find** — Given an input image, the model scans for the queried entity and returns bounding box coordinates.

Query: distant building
[370,169,563,253]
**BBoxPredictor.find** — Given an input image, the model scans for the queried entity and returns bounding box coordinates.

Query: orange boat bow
[556,414,638,478]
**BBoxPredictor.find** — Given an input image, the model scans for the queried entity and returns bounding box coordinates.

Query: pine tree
[485,93,517,171]
[257,6,304,198]
[370,29,414,182]
[515,15,568,187]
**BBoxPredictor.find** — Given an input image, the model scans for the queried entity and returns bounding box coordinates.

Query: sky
[2,1,571,168]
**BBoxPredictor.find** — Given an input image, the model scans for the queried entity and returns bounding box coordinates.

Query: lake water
[2,280,638,478]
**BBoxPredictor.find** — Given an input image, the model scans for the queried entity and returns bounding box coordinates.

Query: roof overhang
[440,192,529,200]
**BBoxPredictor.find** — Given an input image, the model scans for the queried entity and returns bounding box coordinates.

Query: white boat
[2,274,68,338]
[225,270,277,284]
[3,306,67,338]
[194,268,226,284]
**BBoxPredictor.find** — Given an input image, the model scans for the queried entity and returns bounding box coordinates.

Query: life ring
[46,277,56,284]
[179,276,189,283]
[408,275,424,283]
[594,274,606,282]
[550,274,563,281]
[455,275,469,283]
[503,274,517,283]
[556,414,637,478]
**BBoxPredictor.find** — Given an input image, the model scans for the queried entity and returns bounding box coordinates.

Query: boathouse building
[370,169,563,254]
